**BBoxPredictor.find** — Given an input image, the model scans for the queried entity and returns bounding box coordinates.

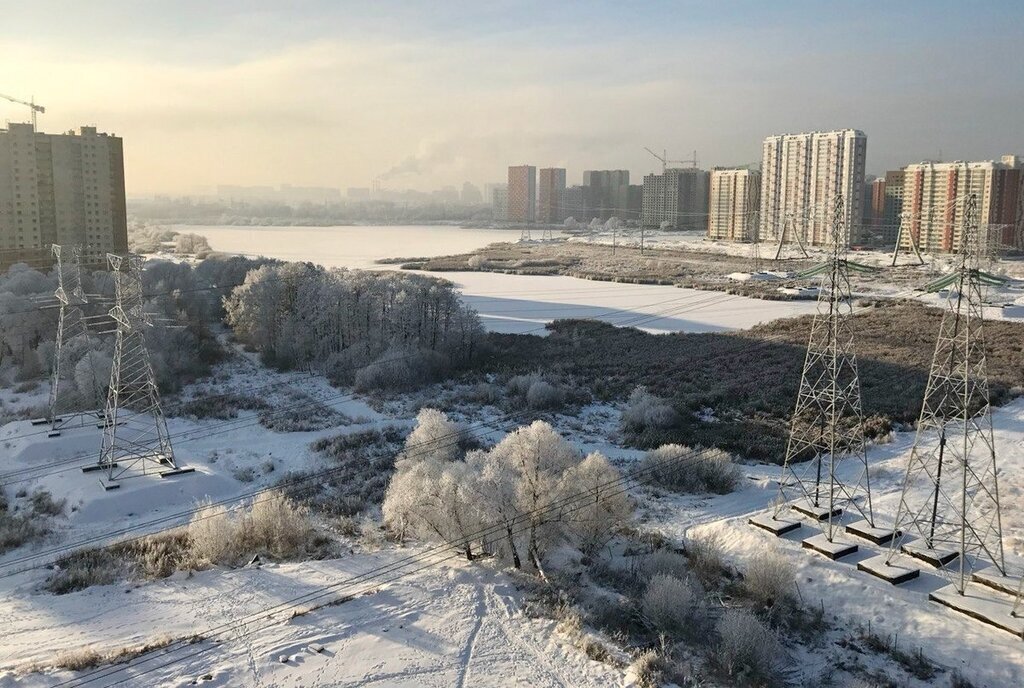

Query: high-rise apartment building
[562,185,587,221]
[641,167,710,231]
[489,183,508,219]
[900,158,1024,253]
[759,129,867,247]
[506,165,536,222]
[707,168,760,241]
[0,123,128,269]
[538,168,566,224]
[583,170,630,220]
[461,181,483,204]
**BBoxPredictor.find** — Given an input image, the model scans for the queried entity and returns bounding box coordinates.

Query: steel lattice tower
[773,196,876,541]
[886,194,1005,594]
[47,245,104,435]
[773,211,812,261]
[94,253,178,483]
[891,211,926,267]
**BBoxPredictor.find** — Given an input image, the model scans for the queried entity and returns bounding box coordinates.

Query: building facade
[901,158,1024,253]
[641,167,709,230]
[489,183,508,220]
[583,169,630,221]
[538,167,566,224]
[0,123,128,268]
[759,129,867,247]
[707,168,761,241]
[506,165,536,222]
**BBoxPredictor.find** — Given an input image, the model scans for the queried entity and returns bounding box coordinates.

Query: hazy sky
[3,1,1022,195]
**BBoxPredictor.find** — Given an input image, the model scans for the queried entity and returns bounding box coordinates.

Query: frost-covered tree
[398,408,462,467]
[559,451,632,553]
[383,419,633,572]
[224,262,482,385]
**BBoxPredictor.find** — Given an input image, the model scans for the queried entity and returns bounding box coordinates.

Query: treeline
[0,256,278,408]
[2,255,484,411]
[225,263,483,389]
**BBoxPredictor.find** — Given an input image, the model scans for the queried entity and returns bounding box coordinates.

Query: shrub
[0,511,49,555]
[622,386,678,434]
[743,550,796,607]
[715,609,785,682]
[188,492,312,567]
[526,380,565,410]
[685,531,728,586]
[45,549,123,594]
[30,490,67,517]
[641,573,701,634]
[641,549,689,581]
[629,649,668,688]
[641,444,740,494]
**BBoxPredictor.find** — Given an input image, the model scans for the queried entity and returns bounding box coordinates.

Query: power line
[54,442,711,688]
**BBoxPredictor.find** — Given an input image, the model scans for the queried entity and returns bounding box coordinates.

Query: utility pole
[86,254,192,487]
[771,196,878,544]
[887,194,1006,594]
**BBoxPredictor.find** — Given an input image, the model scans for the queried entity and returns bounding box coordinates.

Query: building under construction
[0,123,128,270]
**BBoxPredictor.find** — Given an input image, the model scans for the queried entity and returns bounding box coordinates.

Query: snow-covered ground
[3,354,1024,685]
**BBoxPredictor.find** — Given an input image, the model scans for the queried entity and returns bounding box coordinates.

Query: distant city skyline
[3,1,1022,195]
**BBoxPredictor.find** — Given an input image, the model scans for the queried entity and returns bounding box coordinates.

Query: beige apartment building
[0,123,127,269]
[506,165,536,222]
[759,129,867,247]
[900,157,1023,253]
[538,167,566,224]
[707,167,760,241]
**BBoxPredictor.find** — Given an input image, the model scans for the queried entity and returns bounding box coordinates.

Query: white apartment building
[759,129,867,247]
[708,168,761,241]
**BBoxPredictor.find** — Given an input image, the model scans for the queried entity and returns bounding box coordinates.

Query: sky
[2,1,1022,195]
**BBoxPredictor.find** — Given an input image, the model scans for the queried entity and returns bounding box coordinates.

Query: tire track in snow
[483,585,570,688]
[454,582,487,688]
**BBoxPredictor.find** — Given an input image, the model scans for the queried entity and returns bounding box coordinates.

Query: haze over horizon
[3,0,1021,196]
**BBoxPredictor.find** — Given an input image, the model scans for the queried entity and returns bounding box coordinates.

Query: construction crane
[643,147,699,173]
[0,93,45,130]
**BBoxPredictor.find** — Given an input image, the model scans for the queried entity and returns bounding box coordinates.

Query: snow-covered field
[172,224,818,334]
[3,353,1024,686]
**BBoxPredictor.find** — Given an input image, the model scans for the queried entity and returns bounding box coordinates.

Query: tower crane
[0,93,45,130]
[644,147,699,173]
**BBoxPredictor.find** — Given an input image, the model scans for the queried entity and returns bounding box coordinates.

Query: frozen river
[176,224,817,334]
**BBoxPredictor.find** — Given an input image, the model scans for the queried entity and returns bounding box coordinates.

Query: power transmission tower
[87,254,190,487]
[46,245,104,436]
[519,226,532,242]
[772,196,877,542]
[886,194,1005,593]
[891,211,926,267]
[773,211,811,261]
[541,226,554,241]
[750,210,763,273]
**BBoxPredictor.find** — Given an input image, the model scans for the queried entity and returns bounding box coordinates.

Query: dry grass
[20,634,201,675]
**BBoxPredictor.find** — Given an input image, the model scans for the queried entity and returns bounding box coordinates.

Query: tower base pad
[971,571,1023,597]
[748,512,801,536]
[901,543,959,568]
[857,554,920,585]
[792,502,843,521]
[802,533,858,560]
[844,520,899,545]
[930,584,1024,638]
